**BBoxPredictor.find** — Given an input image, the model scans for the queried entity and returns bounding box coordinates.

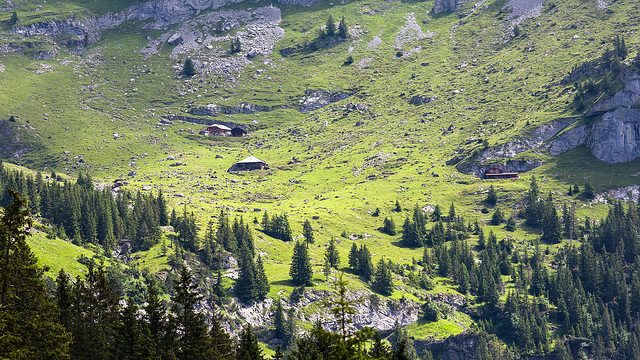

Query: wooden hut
[228,156,269,172]
[485,167,518,179]
[231,127,248,137]
[204,124,231,136]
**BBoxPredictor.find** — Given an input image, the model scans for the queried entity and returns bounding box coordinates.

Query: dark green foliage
[338,17,348,38]
[183,58,196,77]
[255,255,270,300]
[302,219,314,248]
[262,212,293,241]
[324,237,340,269]
[490,208,504,225]
[485,185,497,206]
[431,204,441,221]
[0,190,71,359]
[348,244,374,281]
[236,251,257,303]
[374,258,394,295]
[372,207,380,217]
[273,297,286,340]
[394,200,402,212]
[583,179,595,199]
[382,216,396,235]
[290,240,313,286]
[504,216,516,231]
[541,192,562,244]
[325,15,335,37]
[229,38,242,53]
[344,55,354,66]
[236,324,264,360]
[6,11,17,26]
[171,266,209,360]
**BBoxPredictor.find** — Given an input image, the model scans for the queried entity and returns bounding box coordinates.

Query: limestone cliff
[548,72,640,163]
[433,0,467,13]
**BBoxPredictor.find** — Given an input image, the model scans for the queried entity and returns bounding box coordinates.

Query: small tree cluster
[348,242,373,281]
[262,211,293,241]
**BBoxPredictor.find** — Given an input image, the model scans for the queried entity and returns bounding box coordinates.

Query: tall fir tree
[0,190,71,359]
[290,240,313,286]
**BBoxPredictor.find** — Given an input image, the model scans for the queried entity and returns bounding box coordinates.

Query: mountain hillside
[2,0,640,358]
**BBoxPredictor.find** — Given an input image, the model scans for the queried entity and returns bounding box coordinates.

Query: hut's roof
[208,124,231,131]
[237,156,266,164]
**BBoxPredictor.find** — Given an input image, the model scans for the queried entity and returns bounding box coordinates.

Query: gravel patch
[503,0,546,25]
[366,36,382,51]
[395,13,435,48]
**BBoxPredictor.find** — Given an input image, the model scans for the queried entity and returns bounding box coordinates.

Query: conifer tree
[338,17,348,38]
[324,237,340,269]
[383,216,397,235]
[171,266,209,360]
[183,58,196,77]
[303,219,314,248]
[145,280,166,358]
[273,297,286,340]
[358,244,374,281]
[348,242,359,271]
[236,251,257,303]
[0,190,71,359]
[255,255,270,300]
[374,258,394,295]
[485,185,497,206]
[290,240,313,286]
[394,200,402,212]
[236,324,264,360]
[325,15,335,37]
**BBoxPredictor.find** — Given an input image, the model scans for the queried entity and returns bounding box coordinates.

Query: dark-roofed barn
[228,156,269,172]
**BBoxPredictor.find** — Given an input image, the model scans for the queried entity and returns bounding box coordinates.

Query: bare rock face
[547,124,588,156]
[588,108,640,163]
[433,0,466,13]
[11,17,102,54]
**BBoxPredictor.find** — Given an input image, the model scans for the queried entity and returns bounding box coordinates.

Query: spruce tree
[302,219,314,248]
[290,240,313,286]
[348,242,359,271]
[325,15,335,37]
[338,17,348,38]
[273,297,286,340]
[358,244,374,281]
[255,255,270,300]
[236,251,257,303]
[486,185,497,206]
[0,190,71,359]
[324,237,340,269]
[383,216,397,235]
[183,58,196,77]
[374,258,394,295]
[171,266,209,360]
[236,324,264,360]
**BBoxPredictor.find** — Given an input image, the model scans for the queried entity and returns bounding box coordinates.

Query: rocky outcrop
[433,0,466,13]
[12,17,102,54]
[414,332,482,359]
[188,103,287,116]
[589,108,640,163]
[299,90,352,112]
[97,0,320,31]
[547,73,640,163]
[409,95,437,105]
[457,117,575,176]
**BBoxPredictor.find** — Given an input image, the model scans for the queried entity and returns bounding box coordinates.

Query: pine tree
[348,242,359,271]
[171,266,209,360]
[0,190,71,359]
[113,300,149,360]
[236,324,264,360]
[448,202,456,222]
[325,15,335,37]
[374,258,394,295]
[255,255,270,300]
[431,204,441,221]
[290,240,313,286]
[236,251,257,303]
[273,297,286,340]
[369,332,391,359]
[542,192,562,244]
[145,280,166,359]
[485,185,497,206]
[358,244,374,281]
[394,200,402,212]
[302,219,314,248]
[383,216,396,235]
[338,17,348,38]
[583,179,595,199]
[491,208,504,225]
[324,237,340,269]
[183,58,196,77]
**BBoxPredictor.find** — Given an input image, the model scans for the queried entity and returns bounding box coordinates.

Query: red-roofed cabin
[485,167,518,179]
